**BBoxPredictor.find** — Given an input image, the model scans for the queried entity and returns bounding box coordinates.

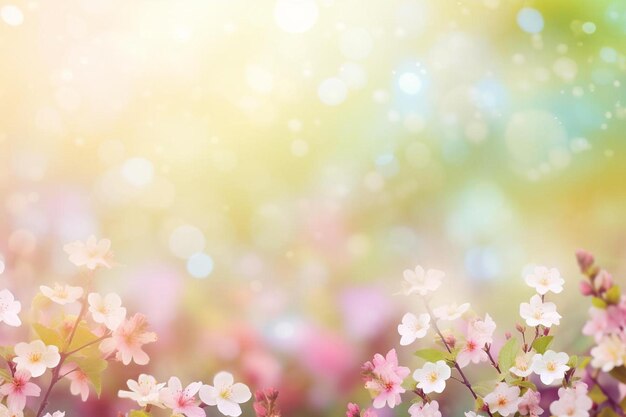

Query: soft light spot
[274,0,319,33]
[186,253,214,279]
[122,157,154,187]
[317,77,348,105]
[169,225,206,259]
[398,72,422,95]
[246,65,274,94]
[517,7,544,34]
[1,5,24,26]
[291,139,309,157]
[582,21,596,34]
[339,28,373,60]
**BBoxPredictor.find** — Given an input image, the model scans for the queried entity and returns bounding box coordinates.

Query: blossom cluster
[347,254,626,417]
[0,237,257,417]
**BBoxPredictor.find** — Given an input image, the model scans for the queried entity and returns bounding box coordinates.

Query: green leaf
[0,368,12,382]
[66,321,100,354]
[129,411,151,417]
[578,356,591,370]
[531,335,554,354]
[474,397,484,411]
[567,355,578,368]
[32,323,64,348]
[606,286,621,305]
[510,379,537,391]
[414,348,448,363]
[610,366,626,384]
[0,346,14,360]
[589,385,608,404]
[498,337,518,373]
[592,297,607,309]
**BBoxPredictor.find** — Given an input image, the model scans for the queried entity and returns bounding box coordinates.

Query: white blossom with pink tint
[549,382,592,417]
[590,334,626,371]
[39,284,83,305]
[468,313,496,345]
[0,289,21,327]
[88,292,126,331]
[42,412,65,417]
[13,340,61,378]
[520,295,561,328]
[63,235,113,270]
[118,374,165,408]
[525,266,564,295]
[510,352,534,377]
[100,313,156,365]
[0,370,41,411]
[531,350,569,385]
[362,349,410,408]
[199,371,252,417]
[401,266,444,296]
[412,361,451,394]
[159,377,204,417]
[408,400,442,417]
[0,404,24,417]
[456,335,489,368]
[518,389,543,416]
[398,313,430,346]
[483,383,520,417]
[433,302,470,321]
[60,364,90,402]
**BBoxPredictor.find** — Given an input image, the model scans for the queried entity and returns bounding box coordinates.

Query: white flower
[40,284,83,305]
[590,334,626,372]
[433,302,470,321]
[0,289,21,327]
[483,383,520,416]
[525,266,564,295]
[398,313,430,346]
[0,404,24,417]
[63,235,113,270]
[42,412,65,417]
[401,266,444,296]
[199,372,252,417]
[118,374,165,408]
[509,352,534,377]
[408,400,442,417]
[468,313,496,345]
[550,382,593,417]
[412,360,451,394]
[13,340,61,377]
[88,292,127,331]
[531,350,569,385]
[465,413,481,417]
[519,295,561,327]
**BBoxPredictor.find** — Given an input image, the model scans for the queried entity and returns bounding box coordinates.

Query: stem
[64,332,110,357]
[484,345,501,373]
[589,370,624,416]
[423,299,494,417]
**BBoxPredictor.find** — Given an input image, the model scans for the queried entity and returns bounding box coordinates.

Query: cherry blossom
[159,377,204,417]
[408,400,442,417]
[412,360,451,394]
[468,313,496,345]
[549,383,592,417]
[60,364,90,402]
[39,284,83,305]
[456,335,489,368]
[398,313,430,346]
[88,292,126,331]
[0,289,21,327]
[13,340,61,378]
[433,302,470,321]
[401,266,444,296]
[42,413,65,417]
[63,235,113,270]
[518,389,543,417]
[100,313,156,365]
[0,370,41,411]
[118,374,165,408]
[362,349,410,408]
[590,333,626,371]
[531,350,569,385]
[525,266,564,295]
[509,352,534,377]
[483,383,520,417]
[0,405,24,417]
[199,371,252,417]
[519,295,561,327]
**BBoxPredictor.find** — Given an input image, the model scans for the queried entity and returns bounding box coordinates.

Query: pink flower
[159,377,204,417]
[100,313,157,365]
[362,349,410,409]
[457,337,489,368]
[0,370,41,411]
[409,401,442,417]
[549,382,592,417]
[346,403,361,417]
[61,364,90,401]
[518,390,543,417]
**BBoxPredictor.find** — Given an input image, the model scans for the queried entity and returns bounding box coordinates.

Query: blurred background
[0,0,625,415]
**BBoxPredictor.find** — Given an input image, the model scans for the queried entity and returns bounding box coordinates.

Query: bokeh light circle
[397,72,422,95]
[169,225,206,259]
[517,7,544,34]
[1,5,23,26]
[186,253,214,278]
[122,157,154,187]
[317,77,348,105]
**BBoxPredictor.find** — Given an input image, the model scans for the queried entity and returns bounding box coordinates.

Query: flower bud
[579,280,594,296]
[595,270,613,292]
[515,323,525,333]
[346,403,361,417]
[576,249,594,273]
[265,388,279,401]
[254,403,268,417]
[543,327,550,336]
[505,331,512,340]
[443,333,456,348]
